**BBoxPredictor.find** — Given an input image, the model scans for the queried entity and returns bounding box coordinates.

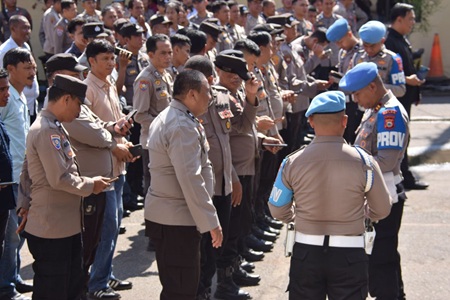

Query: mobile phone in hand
[129,144,144,157]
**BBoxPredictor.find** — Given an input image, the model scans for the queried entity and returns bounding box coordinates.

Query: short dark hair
[311,27,328,44]
[211,1,228,14]
[9,15,28,29]
[173,70,206,99]
[101,5,116,17]
[3,48,32,69]
[234,39,261,56]
[262,0,274,8]
[390,3,414,23]
[86,39,115,63]
[48,86,72,103]
[228,1,238,9]
[0,69,8,80]
[61,0,75,11]
[171,34,192,49]
[247,31,271,47]
[183,29,207,55]
[184,55,214,78]
[308,5,317,12]
[68,18,86,34]
[146,34,170,53]
[166,1,183,13]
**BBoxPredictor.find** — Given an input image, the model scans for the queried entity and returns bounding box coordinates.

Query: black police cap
[120,23,144,37]
[46,53,88,73]
[83,22,108,38]
[215,51,251,81]
[52,74,90,105]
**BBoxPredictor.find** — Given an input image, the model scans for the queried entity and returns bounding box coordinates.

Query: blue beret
[359,21,386,44]
[339,62,378,92]
[326,18,349,42]
[305,91,346,117]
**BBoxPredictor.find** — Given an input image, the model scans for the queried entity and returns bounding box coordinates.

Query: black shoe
[263,215,283,229]
[122,209,131,218]
[256,221,281,235]
[403,180,429,190]
[119,226,126,235]
[241,248,264,262]
[251,225,277,242]
[196,287,211,300]
[245,234,273,252]
[15,281,33,293]
[124,202,144,211]
[232,266,260,287]
[147,238,155,252]
[0,290,31,300]
[215,268,252,300]
[88,287,120,299]
[108,278,132,291]
[240,260,255,273]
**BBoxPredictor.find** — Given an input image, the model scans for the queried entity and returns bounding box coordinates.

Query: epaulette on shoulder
[285,144,307,158]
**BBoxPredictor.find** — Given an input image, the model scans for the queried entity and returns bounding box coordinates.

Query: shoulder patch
[56,26,64,37]
[376,106,407,150]
[139,80,150,91]
[51,134,61,150]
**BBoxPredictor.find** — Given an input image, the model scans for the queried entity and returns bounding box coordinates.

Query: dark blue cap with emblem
[339,62,378,92]
[305,91,346,117]
[326,18,350,42]
[359,20,386,44]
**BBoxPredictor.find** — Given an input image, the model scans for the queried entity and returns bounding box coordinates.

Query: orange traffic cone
[428,33,444,78]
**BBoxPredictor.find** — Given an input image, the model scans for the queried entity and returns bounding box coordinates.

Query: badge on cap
[139,80,149,91]
[95,26,101,32]
[289,16,295,22]
[51,135,61,150]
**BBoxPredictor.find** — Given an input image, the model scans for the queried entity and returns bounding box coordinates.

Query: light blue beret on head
[305,91,346,117]
[359,20,386,44]
[339,62,378,92]
[326,18,349,42]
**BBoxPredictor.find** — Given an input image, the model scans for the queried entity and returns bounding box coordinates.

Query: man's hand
[406,74,425,87]
[231,181,242,207]
[245,74,259,104]
[263,136,283,154]
[210,226,223,248]
[137,15,147,32]
[92,176,112,194]
[281,90,296,103]
[316,80,331,91]
[114,117,133,136]
[118,50,130,70]
[112,144,134,162]
[256,115,275,131]
[16,208,28,234]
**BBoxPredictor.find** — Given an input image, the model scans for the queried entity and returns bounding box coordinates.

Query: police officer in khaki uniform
[133,34,173,196]
[245,0,265,34]
[326,18,363,143]
[77,0,102,22]
[17,75,111,300]
[269,90,391,300]
[145,70,223,300]
[42,0,62,58]
[185,53,259,300]
[54,0,78,54]
[339,62,409,300]
[353,20,406,98]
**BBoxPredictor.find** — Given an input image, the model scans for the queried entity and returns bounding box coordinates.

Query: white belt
[295,232,364,248]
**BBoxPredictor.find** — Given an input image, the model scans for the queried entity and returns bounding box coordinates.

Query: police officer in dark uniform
[340,62,410,300]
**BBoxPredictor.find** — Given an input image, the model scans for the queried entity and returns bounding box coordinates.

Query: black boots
[214,267,252,300]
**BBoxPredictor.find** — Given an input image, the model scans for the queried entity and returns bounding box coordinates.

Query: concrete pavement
[17,95,450,299]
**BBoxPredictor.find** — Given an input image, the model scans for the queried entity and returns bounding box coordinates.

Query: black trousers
[146,220,202,300]
[82,193,107,276]
[0,209,9,260]
[25,232,83,300]
[369,197,406,299]
[289,243,368,300]
[286,111,306,153]
[344,101,364,145]
[255,150,279,220]
[199,194,231,293]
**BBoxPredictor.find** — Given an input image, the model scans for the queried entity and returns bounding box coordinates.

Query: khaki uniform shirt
[227,24,246,44]
[261,63,284,131]
[133,62,173,148]
[280,42,317,112]
[77,10,102,22]
[229,90,259,176]
[63,105,117,179]
[245,14,265,34]
[276,7,293,15]
[216,29,234,53]
[121,52,150,105]
[354,90,409,178]
[145,100,220,233]
[54,18,72,54]
[42,6,60,54]
[338,41,362,74]
[296,18,313,36]
[290,36,321,75]
[254,67,278,136]
[269,135,391,235]
[333,1,368,36]
[189,12,213,25]
[352,47,406,98]
[315,13,342,67]
[198,86,258,196]
[22,110,94,239]
[84,72,126,177]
